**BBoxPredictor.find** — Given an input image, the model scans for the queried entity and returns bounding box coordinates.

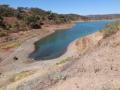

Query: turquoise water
[30,21,111,60]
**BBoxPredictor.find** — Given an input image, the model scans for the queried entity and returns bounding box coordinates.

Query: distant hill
[0,5,88,29]
[87,14,120,20]
[0,4,88,37]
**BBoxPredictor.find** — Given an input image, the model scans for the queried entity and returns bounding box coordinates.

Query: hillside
[44,21,120,90]
[88,14,120,20]
[0,5,88,37]
[0,19,120,89]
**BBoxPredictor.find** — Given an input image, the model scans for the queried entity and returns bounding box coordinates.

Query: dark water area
[30,21,112,60]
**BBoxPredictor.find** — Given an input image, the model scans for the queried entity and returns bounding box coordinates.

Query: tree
[0,16,6,28]
[0,5,14,17]
[0,16,3,24]
[30,8,45,15]
[15,7,27,19]
[25,15,41,29]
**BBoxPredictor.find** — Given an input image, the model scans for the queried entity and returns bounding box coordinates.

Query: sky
[0,0,120,15]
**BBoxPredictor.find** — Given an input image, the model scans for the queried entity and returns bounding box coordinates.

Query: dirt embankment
[0,22,76,89]
[47,25,120,90]
[1,21,120,90]
[0,28,104,90]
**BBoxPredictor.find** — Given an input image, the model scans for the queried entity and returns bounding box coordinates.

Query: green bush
[25,15,41,29]
[0,16,6,28]
[0,31,8,37]
[0,5,14,17]
[0,4,88,32]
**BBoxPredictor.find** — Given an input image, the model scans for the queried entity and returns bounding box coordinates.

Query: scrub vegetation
[11,70,35,82]
[100,21,120,38]
[0,4,88,37]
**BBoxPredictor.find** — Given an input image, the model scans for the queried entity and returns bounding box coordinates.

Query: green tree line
[0,4,88,37]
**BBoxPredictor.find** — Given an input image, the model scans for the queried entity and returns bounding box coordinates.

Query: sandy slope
[1,31,103,90]
[0,23,77,89]
[47,30,120,90]
[1,22,120,90]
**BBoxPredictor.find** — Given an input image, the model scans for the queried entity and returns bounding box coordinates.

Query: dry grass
[56,57,71,65]
[10,70,34,82]
[0,41,20,50]
[100,21,120,38]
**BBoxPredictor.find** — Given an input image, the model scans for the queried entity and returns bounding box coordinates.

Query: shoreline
[30,20,110,61]
[0,20,109,67]
[0,22,76,65]
[0,22,75,61]
[0,20,107,89]
[0,21,76,88]
[0,23,105,90]
[29,22,76,60]
[0,18,119,89]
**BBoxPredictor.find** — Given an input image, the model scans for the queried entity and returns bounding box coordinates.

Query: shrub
[56,57,71,65]
[25,15,41,29]
[100,21,120,38]
[0,31,8,37]
[0,5,14,17]
[11,70,34,82]
[0,16,6,28]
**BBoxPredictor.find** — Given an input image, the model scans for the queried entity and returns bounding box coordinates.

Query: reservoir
[30,21,112,60]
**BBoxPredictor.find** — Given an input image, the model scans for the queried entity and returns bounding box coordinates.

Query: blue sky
[0,0,120,15]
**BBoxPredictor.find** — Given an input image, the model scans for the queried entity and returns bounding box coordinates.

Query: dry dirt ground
[47,30,120,90]
[0,23,76,89]
[1,23,120,90]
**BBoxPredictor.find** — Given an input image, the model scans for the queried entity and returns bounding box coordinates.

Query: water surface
[30,21,111,60]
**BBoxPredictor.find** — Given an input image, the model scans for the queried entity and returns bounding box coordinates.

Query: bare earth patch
[47,30,120,90]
